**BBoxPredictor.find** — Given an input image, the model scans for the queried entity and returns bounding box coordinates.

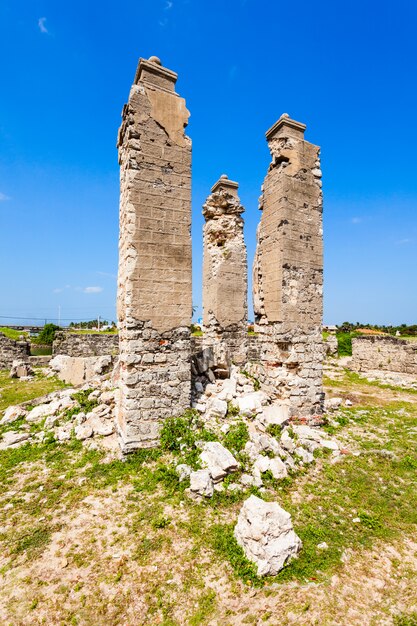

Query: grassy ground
[0,327,29,341]
[0,369,68,413]
[0,370,417,624]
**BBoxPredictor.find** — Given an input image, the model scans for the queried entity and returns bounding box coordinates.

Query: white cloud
[165,0,173,8]
[0,192,10,202]
[96,271,117,279]
[38,17,48,34]
[351,217,362,224]
[82,286,103,294]
[53,284,71,294]
[396,238,413,245]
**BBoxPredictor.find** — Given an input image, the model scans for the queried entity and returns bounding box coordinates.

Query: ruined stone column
[116,56,192,451]
[252,114,323,416]
[202,175,248,368]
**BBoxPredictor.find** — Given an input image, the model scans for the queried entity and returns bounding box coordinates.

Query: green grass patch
[0,327,28,341]
[222,421,249,454]
[0,369,68,414]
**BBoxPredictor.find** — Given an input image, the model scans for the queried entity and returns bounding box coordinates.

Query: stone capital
[266,114,306,142]
[134,57,178,92]
[210,174,239,195]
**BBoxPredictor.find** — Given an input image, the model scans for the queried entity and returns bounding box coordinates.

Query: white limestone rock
[237,392,266,417]
[27,395,75,423]
[218,378,237,401]
[0,430,31,449]
[292,425,322,443]
[295,447,314,464]
[205,397,227,419]
[9,360,34,379]
[280,430,296,453]
[324,397,343,411]
[189,469,214,497]
[75,424,93,441]
[176,464,192,482]
[200,441,238,482]
[234,495,302,576]
[259,403,290,429]
[321,439,339,451]
[268,457,288,479]
[1,405,27,425]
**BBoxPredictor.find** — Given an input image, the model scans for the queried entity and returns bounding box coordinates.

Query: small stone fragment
[200,441,238,482]
[189,470,214,497]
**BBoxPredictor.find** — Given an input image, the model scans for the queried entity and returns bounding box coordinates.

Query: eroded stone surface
[234,495,302,576]
[252,114,324,417]
[116,56,192,452]
[202,176,248,365]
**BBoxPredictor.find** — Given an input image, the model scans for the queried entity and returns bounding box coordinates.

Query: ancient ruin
[202,175,248,367]
[0,332,30,369]
[116,56,192,451]
[116,59,324,451]
[352,335,417,375]
[252,114,324,416]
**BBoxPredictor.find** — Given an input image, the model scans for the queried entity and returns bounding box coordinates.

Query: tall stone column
[116,56,192,451]
[202,175,248,368]
[252,114,323,416]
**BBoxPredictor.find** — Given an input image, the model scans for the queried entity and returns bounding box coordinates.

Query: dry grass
[0,370,417,625]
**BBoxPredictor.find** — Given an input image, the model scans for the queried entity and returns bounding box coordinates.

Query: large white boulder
[200,441,239,482]
[234,495,302,576]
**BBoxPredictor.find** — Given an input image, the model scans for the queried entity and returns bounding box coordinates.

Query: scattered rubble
[9,359,34,379]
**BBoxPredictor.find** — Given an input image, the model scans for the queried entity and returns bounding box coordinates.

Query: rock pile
[0,382,118,452]
[173,365,341,497]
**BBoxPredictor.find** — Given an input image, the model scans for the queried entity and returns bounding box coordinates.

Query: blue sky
[0,0,416,326]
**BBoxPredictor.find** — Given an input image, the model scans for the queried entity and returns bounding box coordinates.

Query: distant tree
[37,323,60,345]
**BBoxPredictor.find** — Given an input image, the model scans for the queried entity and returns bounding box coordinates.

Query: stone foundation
[352,335,417,375]
[116,56,192,451]
[53,332,119,357]
[0,333,30,369]
[252,114,324,416]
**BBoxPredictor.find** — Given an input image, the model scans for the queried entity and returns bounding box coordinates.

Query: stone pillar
[202,175,248,369]
[252,114,323,416]
[116,56,192,451]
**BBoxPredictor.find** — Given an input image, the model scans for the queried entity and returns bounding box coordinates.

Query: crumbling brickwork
[116,56,192,452]
[53,332,119,357]
[0,333,30,369]
[202,175,248,367]
[352,335,417,375]
[252,114,323,416]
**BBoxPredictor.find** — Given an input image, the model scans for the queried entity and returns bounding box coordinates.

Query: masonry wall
[202,176,248,367]
[252,114,323,416]
[116,56,192,452]
[352,335,417,375]
[0,333,30,369]
[53,332,119,357]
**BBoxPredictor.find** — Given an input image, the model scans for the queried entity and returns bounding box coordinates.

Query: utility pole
[98,315,100,332]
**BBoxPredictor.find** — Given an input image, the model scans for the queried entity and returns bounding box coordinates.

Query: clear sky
[0,0,416,327]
